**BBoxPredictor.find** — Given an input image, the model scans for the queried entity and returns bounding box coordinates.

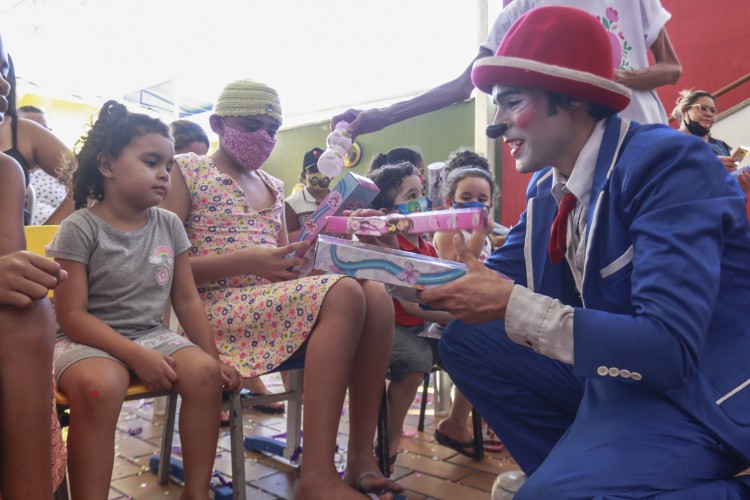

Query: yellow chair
[24,224,59,257]
[23,224,178,490]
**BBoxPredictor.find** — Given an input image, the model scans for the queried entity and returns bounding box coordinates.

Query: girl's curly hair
[69,100,171,209]
[442,166,498,205]
[367,161,419,210]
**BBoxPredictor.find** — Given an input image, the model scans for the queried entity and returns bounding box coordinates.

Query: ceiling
[1,0,501,126]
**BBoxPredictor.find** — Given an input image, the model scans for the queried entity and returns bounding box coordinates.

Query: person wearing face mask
[160,78,403,499]
[284,147,331,241]
[673,90,750,193]
[366,162,455,473]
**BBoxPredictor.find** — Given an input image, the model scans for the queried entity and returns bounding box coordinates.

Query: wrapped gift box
[326,207,487,236]
[313,235,466,293]
[293,172,380,258]
[427,161,446,209]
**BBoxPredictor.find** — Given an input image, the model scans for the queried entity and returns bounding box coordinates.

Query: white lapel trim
[525,199,535,292]
[525,170,554,292]
[580,119,631,304]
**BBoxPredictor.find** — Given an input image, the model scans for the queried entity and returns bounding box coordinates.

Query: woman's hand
[719,156,739,171]
[130,347,178,391]
[0,251,68,307]
[245,241,311,282]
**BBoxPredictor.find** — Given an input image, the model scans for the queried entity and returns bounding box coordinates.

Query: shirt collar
[551,119,607,207]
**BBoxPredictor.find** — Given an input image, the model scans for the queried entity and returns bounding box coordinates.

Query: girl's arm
[160,167,308,285]
[54,258,178,390]
[170,252,242,391]
[397,298,455,324]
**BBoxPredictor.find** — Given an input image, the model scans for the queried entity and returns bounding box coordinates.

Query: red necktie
[549,192,577,265]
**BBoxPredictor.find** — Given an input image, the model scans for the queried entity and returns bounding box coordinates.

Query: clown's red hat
[472,5,631,112]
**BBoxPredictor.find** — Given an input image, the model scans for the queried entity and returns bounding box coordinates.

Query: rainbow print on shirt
[149,245,174,286]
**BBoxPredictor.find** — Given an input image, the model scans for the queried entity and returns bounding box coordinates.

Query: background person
[0,55,73,225]
[284,147,329,241]
[170,119,210,156]
[332,0,681,137]
[0,31,67,498]
[672,89,750,191]
[17,105,68,225]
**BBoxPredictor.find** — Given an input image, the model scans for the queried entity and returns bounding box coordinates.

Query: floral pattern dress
[176,154,343,377]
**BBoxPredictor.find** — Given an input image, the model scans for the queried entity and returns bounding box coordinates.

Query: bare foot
[296,473,394,499]
[436,418,473,445]
[343,455,404,498]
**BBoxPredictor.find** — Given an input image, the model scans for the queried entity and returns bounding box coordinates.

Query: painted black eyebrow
[493,89,523,103]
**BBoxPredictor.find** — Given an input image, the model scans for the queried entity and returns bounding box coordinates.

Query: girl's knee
[327,277,366,313]
[361,281,394,319]
[62,370,128,416]
[174,349,222,395]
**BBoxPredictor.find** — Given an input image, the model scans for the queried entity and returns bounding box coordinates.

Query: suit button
[620,369,631,378]
[597,366,608,376]
[631,372,642,381]
[608,367,620,377]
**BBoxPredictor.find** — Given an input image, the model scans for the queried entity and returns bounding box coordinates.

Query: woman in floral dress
[161,79,401,500]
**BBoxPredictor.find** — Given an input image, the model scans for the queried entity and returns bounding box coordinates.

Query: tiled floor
[84,373,519,499]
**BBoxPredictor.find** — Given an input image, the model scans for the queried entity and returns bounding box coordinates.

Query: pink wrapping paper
[325,207,488,236]
[293,172,380,257]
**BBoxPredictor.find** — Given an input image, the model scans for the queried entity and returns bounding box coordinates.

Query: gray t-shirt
[47,207,191,340]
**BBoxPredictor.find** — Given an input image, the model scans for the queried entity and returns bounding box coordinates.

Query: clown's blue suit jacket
[486,115,750,461]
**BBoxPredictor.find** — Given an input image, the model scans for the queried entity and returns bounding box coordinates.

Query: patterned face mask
[453,200,491,212]
[306,173,331,189]
[222,126,276,171]
[389,196,432,215]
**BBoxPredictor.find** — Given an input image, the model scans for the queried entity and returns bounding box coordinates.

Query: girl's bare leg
[296,278,394,499]
[436,390,474,446]
[344,281,402,494]
[386,372,425,463]
[171,347,223,500]
[60,358,130,500]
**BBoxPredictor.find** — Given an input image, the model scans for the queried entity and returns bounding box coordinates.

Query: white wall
[712,104,750,166]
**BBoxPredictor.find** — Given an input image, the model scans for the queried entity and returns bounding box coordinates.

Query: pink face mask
[222,126,276,171]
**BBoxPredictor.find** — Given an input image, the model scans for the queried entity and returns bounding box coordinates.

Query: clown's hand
[418,234,513,323]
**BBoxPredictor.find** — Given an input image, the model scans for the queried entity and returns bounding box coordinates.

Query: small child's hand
[131,348,178,391]
[219,362,243,392]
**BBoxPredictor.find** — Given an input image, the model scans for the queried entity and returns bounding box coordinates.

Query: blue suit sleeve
[574,130,749,389]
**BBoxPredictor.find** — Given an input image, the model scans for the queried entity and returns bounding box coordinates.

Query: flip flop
[483,439,505,452]
[434,429,477,459]
[356,471,405,500]
[237,389,286,414]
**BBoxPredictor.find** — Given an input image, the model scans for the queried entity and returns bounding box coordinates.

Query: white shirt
[504,119,606,364]
[482,0,671,124]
